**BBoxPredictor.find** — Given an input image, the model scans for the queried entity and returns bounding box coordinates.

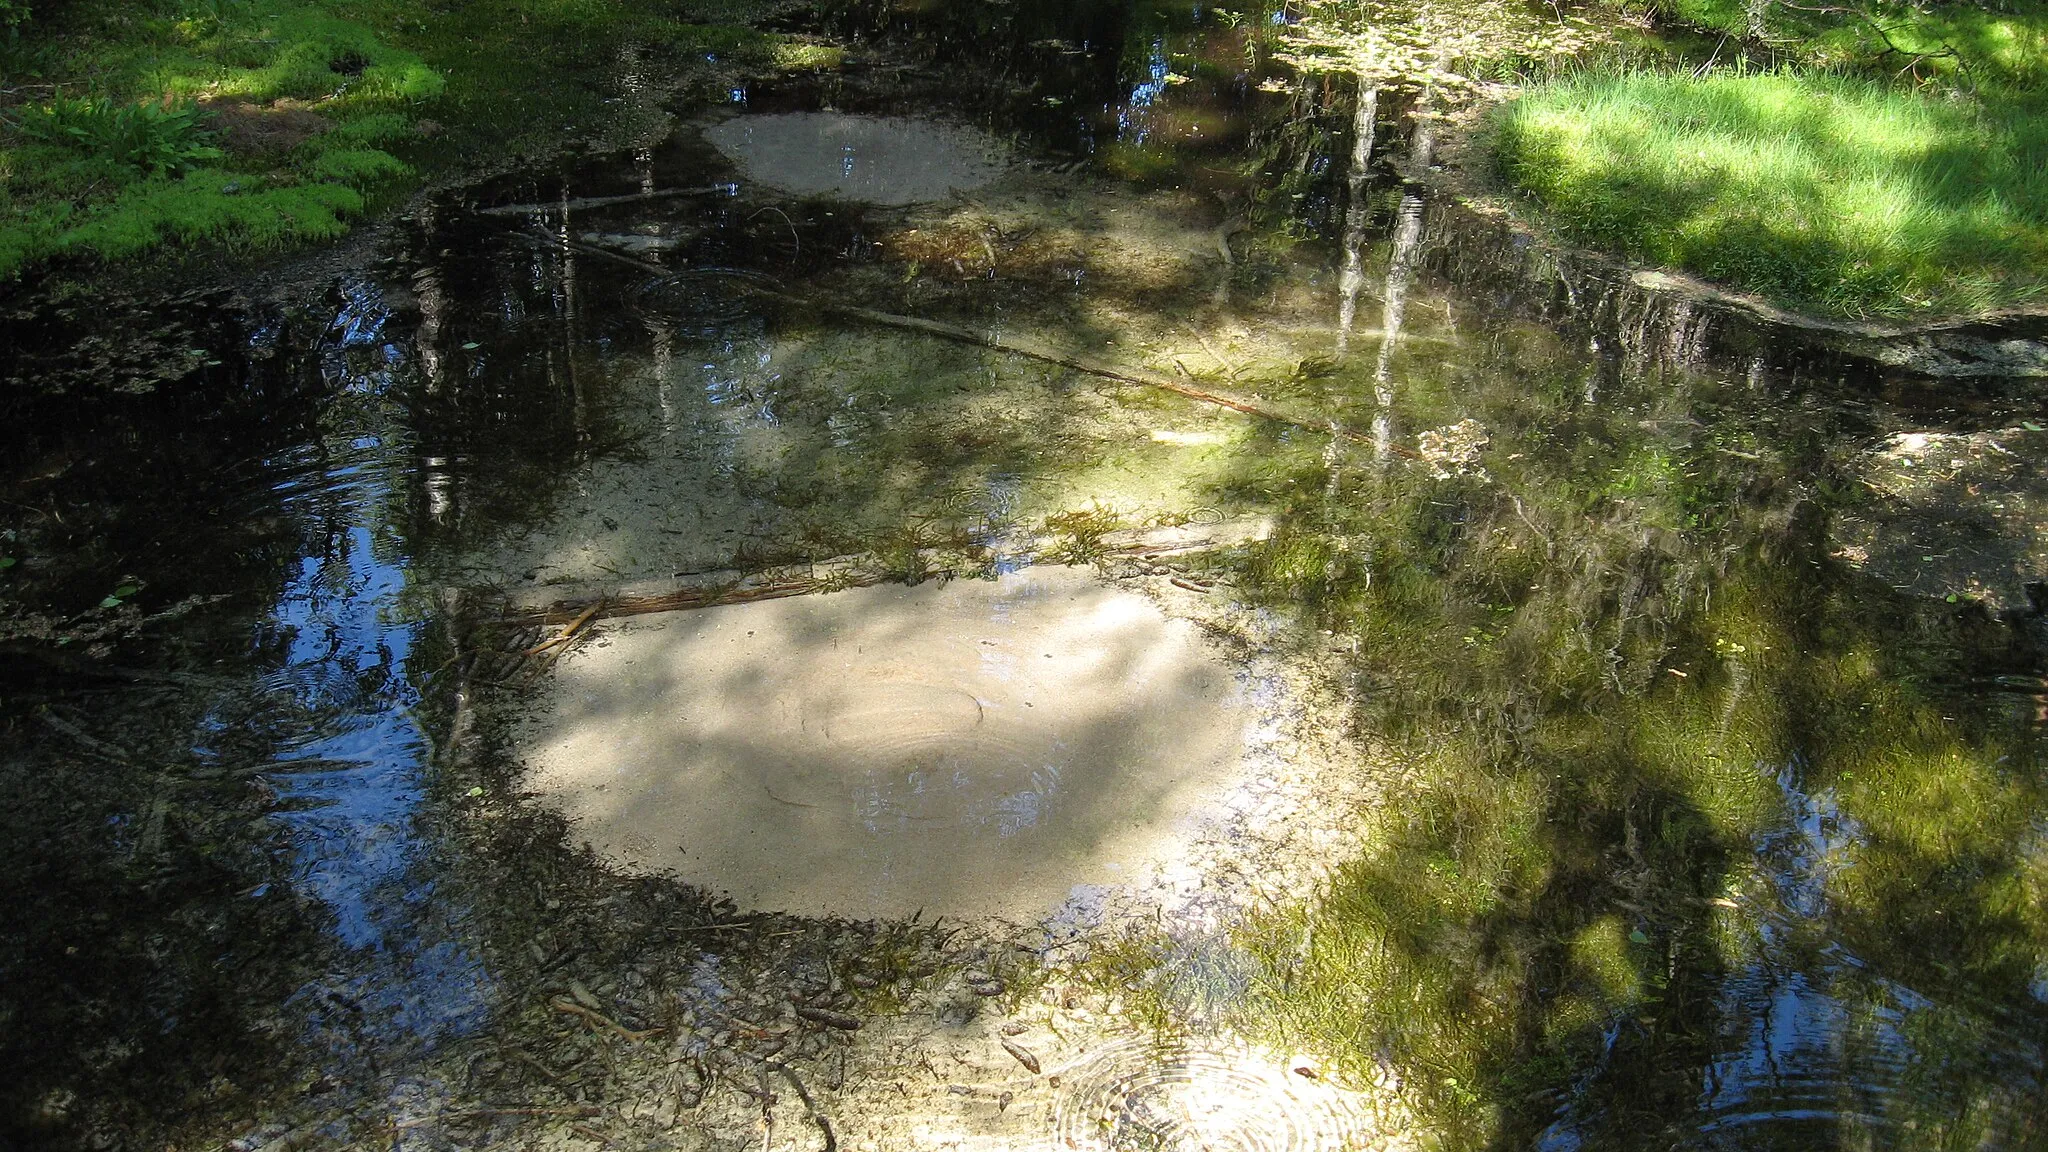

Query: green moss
[0,0,785,279]
[768,36,844,70]
[299,145,408,185]
[150,7,444,105]
[45,168,361,264]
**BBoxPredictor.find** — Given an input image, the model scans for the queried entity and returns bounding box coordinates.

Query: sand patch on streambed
[513,566,1259,921]
[704,112,1007,205]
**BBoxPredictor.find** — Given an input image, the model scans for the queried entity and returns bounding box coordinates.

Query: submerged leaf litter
[6,6,2048,1152]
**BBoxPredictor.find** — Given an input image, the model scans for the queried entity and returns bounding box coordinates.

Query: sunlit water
[3,2,2047,1149]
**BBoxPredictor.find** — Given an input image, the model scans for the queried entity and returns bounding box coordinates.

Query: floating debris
[1415,418,1490,479]
[1001,1037,1042,1074]
[1832,426,2048,611]
[794,1005,862,1030]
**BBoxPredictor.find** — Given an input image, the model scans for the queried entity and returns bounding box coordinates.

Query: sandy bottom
[516,566,1253,920]
[704,112,1006,205]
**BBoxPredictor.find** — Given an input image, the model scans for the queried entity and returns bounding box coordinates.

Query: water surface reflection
[2,3,2047,1149]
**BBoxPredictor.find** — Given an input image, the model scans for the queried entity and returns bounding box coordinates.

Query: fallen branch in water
[503,573,869,630]
[487,518,1270,629]
[524,599,604,655]
[519,229,1421,459]
[477,185,732,217]
[37,709,143,768]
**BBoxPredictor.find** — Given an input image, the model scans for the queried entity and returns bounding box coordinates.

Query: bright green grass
[0,1,443,277]
[0,0,812,280]
[1652,0,2048,90]
[1491,71,2048,316]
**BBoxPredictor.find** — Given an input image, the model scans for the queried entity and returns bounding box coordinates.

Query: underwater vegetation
[1210,322,2048,1146]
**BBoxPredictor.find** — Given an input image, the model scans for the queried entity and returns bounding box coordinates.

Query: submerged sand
[704,112,1006,205]
[516,566,1253,920]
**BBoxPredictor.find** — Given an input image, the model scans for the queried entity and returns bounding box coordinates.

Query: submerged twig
[551,997,662,1041]
[767,1060,839,1152]
[37,709,143,767]
[1183,322,1242,378]
[477,185,731,217]
[525,599,604,656]
[519,229,1421,458]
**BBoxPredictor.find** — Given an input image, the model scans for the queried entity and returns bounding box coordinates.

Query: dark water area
[4,2,2048,1149]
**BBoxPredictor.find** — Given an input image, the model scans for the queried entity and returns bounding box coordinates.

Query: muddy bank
[1411,110,2048,382]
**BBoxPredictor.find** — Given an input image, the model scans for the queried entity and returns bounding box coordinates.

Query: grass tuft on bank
[1490,71,2048,317]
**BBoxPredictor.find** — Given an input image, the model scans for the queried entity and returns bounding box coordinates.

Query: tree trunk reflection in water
[554,186,589,450]
[1371,106,1435,467]
[651,320,678,439]
[1335,80,1379,358]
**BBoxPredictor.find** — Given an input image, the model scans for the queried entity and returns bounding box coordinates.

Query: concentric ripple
[628,269,775,334]
[1049,1038,1381,1152]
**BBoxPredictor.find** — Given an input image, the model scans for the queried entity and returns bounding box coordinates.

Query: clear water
[4,2,2046,1148]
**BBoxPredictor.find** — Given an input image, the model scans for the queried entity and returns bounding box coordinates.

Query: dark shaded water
[4,2,2047,1148]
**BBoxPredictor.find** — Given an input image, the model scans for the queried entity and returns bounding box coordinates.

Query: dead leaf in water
[1002,1038,1041,1074]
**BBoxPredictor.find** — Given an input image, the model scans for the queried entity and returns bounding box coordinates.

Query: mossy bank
[0,0,836,285]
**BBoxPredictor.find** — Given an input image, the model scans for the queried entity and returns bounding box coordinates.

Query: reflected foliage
[1228,300,2048,1145]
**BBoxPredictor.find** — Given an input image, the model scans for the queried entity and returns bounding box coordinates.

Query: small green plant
[180,0,251,35]
[14,97,224,177]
